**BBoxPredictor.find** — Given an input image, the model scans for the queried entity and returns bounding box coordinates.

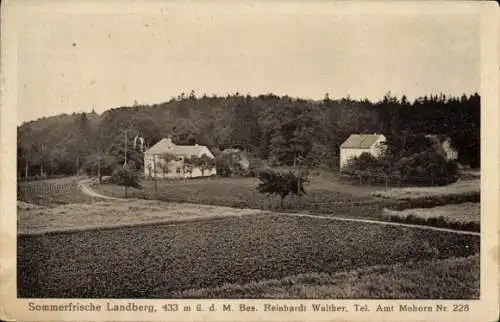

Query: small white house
[339,134,387,170]
[425,134,459,161]
[144,137,217,179]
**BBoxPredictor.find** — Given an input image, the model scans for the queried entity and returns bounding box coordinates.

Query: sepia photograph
[1,0,499,321]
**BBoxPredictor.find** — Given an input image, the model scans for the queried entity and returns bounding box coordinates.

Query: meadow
[175,255,479,299]
[18,214,479,299]
[91,175,480,229]
[93,175,385,218]
[17,199,262,235]
[372,179,480,200]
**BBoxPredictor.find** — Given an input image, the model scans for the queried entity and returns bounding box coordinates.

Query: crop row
[18,214,480,298]
[17,182,95,206]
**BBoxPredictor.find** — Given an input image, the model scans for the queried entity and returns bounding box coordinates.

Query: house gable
[144,138,176,155]
[340,134,386,149]
[145,138,214,159]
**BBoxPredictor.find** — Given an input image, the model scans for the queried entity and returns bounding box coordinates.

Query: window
[176,167,181,174]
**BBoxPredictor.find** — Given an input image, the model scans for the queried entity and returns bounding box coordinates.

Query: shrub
[215,158,233,177]
[216,154,245,177]
[244,168,258,177]
[82,154,119,178]
[344,149,459,187]
[110,166,142,198]
[397,151,458,186]
[343,153,380,175]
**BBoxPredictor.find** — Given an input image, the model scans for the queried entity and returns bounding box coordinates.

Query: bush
[343,153,380,175]
[216,154,245,177]
[344,150,459,187]
[215,158,233,177]
[110,167,141,187]
[110,167,142,198]
[82,154,119,177]
[244,168,258,177]
[398,151,458,186]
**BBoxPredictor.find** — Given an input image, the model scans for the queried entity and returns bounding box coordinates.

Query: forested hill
[17,92,480,177]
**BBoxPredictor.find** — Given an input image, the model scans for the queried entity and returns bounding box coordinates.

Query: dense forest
[17,91,480,178]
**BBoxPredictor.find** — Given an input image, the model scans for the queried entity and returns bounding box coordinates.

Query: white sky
[15,1,480,124]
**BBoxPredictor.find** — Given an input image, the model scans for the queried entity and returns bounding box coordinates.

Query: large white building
[339,134,387,170]
[143,137,216,179]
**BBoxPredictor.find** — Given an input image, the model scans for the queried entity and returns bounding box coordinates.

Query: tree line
[17,91,480,179]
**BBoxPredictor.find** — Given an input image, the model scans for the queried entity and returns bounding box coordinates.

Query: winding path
[78,180,480,236]
[77,180,120,200]
[281,212,479,236]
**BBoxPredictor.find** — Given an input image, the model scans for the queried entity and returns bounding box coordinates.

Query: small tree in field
[190,155,202,174]
[215,156,233,177]
[158,160,171,178]
[159,152,176,176]
[191,154,216,177]
[183,157,194,179]
[110,166,141,198]
[199,154,216,176]
[256,169,308,208]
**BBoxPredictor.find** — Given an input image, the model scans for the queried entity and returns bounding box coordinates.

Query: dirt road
[78,180,120,200]
[75,181,479,236]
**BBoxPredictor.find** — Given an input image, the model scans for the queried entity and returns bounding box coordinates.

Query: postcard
[1,0,498,321]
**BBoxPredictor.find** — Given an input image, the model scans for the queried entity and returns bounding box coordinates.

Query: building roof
[221,148,242,154]
[340,134,385,149]
[145,138,213,157]
[221,148,248,158]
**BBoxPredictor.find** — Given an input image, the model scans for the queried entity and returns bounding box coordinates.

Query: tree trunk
[76,156,80,176]
[25,159,29,178]
[40,164,44,177]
